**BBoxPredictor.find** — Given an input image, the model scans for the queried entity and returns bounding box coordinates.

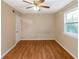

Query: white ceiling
[3,0,73,14]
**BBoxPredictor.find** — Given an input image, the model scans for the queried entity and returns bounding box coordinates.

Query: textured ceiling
[3,0,73,14]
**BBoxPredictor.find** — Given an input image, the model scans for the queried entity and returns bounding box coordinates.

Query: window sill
[64,32,78,39]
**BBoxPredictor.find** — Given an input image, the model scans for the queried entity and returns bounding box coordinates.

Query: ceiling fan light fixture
[34,6,40,10]
[23,0,50,11]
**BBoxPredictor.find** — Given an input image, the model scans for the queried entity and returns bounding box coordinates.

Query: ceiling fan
[23,0,50,11]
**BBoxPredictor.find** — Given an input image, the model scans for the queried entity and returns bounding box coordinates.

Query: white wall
[55,0,78,58]
[21,14,56,40]
[1,1,16,56]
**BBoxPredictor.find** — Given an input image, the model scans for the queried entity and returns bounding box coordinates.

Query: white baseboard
[21,38,56,40]
[55,40,77,59]
[1,41,19,58]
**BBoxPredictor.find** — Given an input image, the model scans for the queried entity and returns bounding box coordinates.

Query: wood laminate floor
[3,40,74,59]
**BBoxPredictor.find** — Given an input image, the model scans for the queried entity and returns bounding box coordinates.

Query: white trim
[21,38,56,40]
[55,40,77,59]
[16,39,21,43]
[1,41,19,58]
[64,8,78,39]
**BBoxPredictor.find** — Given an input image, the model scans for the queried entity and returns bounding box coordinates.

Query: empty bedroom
[1,0,78,59]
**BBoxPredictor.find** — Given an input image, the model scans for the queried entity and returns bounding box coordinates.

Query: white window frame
[64,7,78,39]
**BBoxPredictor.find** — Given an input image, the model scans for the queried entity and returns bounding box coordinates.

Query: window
[64,9,78,35]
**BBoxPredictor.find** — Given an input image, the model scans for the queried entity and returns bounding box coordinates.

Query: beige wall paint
[55,0,78,58]
[21,14,56,40]
[1,0,78,58]
[1,1,16,56]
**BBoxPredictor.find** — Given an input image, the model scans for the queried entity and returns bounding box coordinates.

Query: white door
[16,15,22,42]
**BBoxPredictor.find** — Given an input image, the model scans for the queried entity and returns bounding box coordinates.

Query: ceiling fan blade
[34,0,45,4]
[23,0,33,4]
[39,0,45,3]
[26,6,33,9]
[41,6,50,8]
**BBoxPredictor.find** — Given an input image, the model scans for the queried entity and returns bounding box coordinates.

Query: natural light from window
[64,9,78,36]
